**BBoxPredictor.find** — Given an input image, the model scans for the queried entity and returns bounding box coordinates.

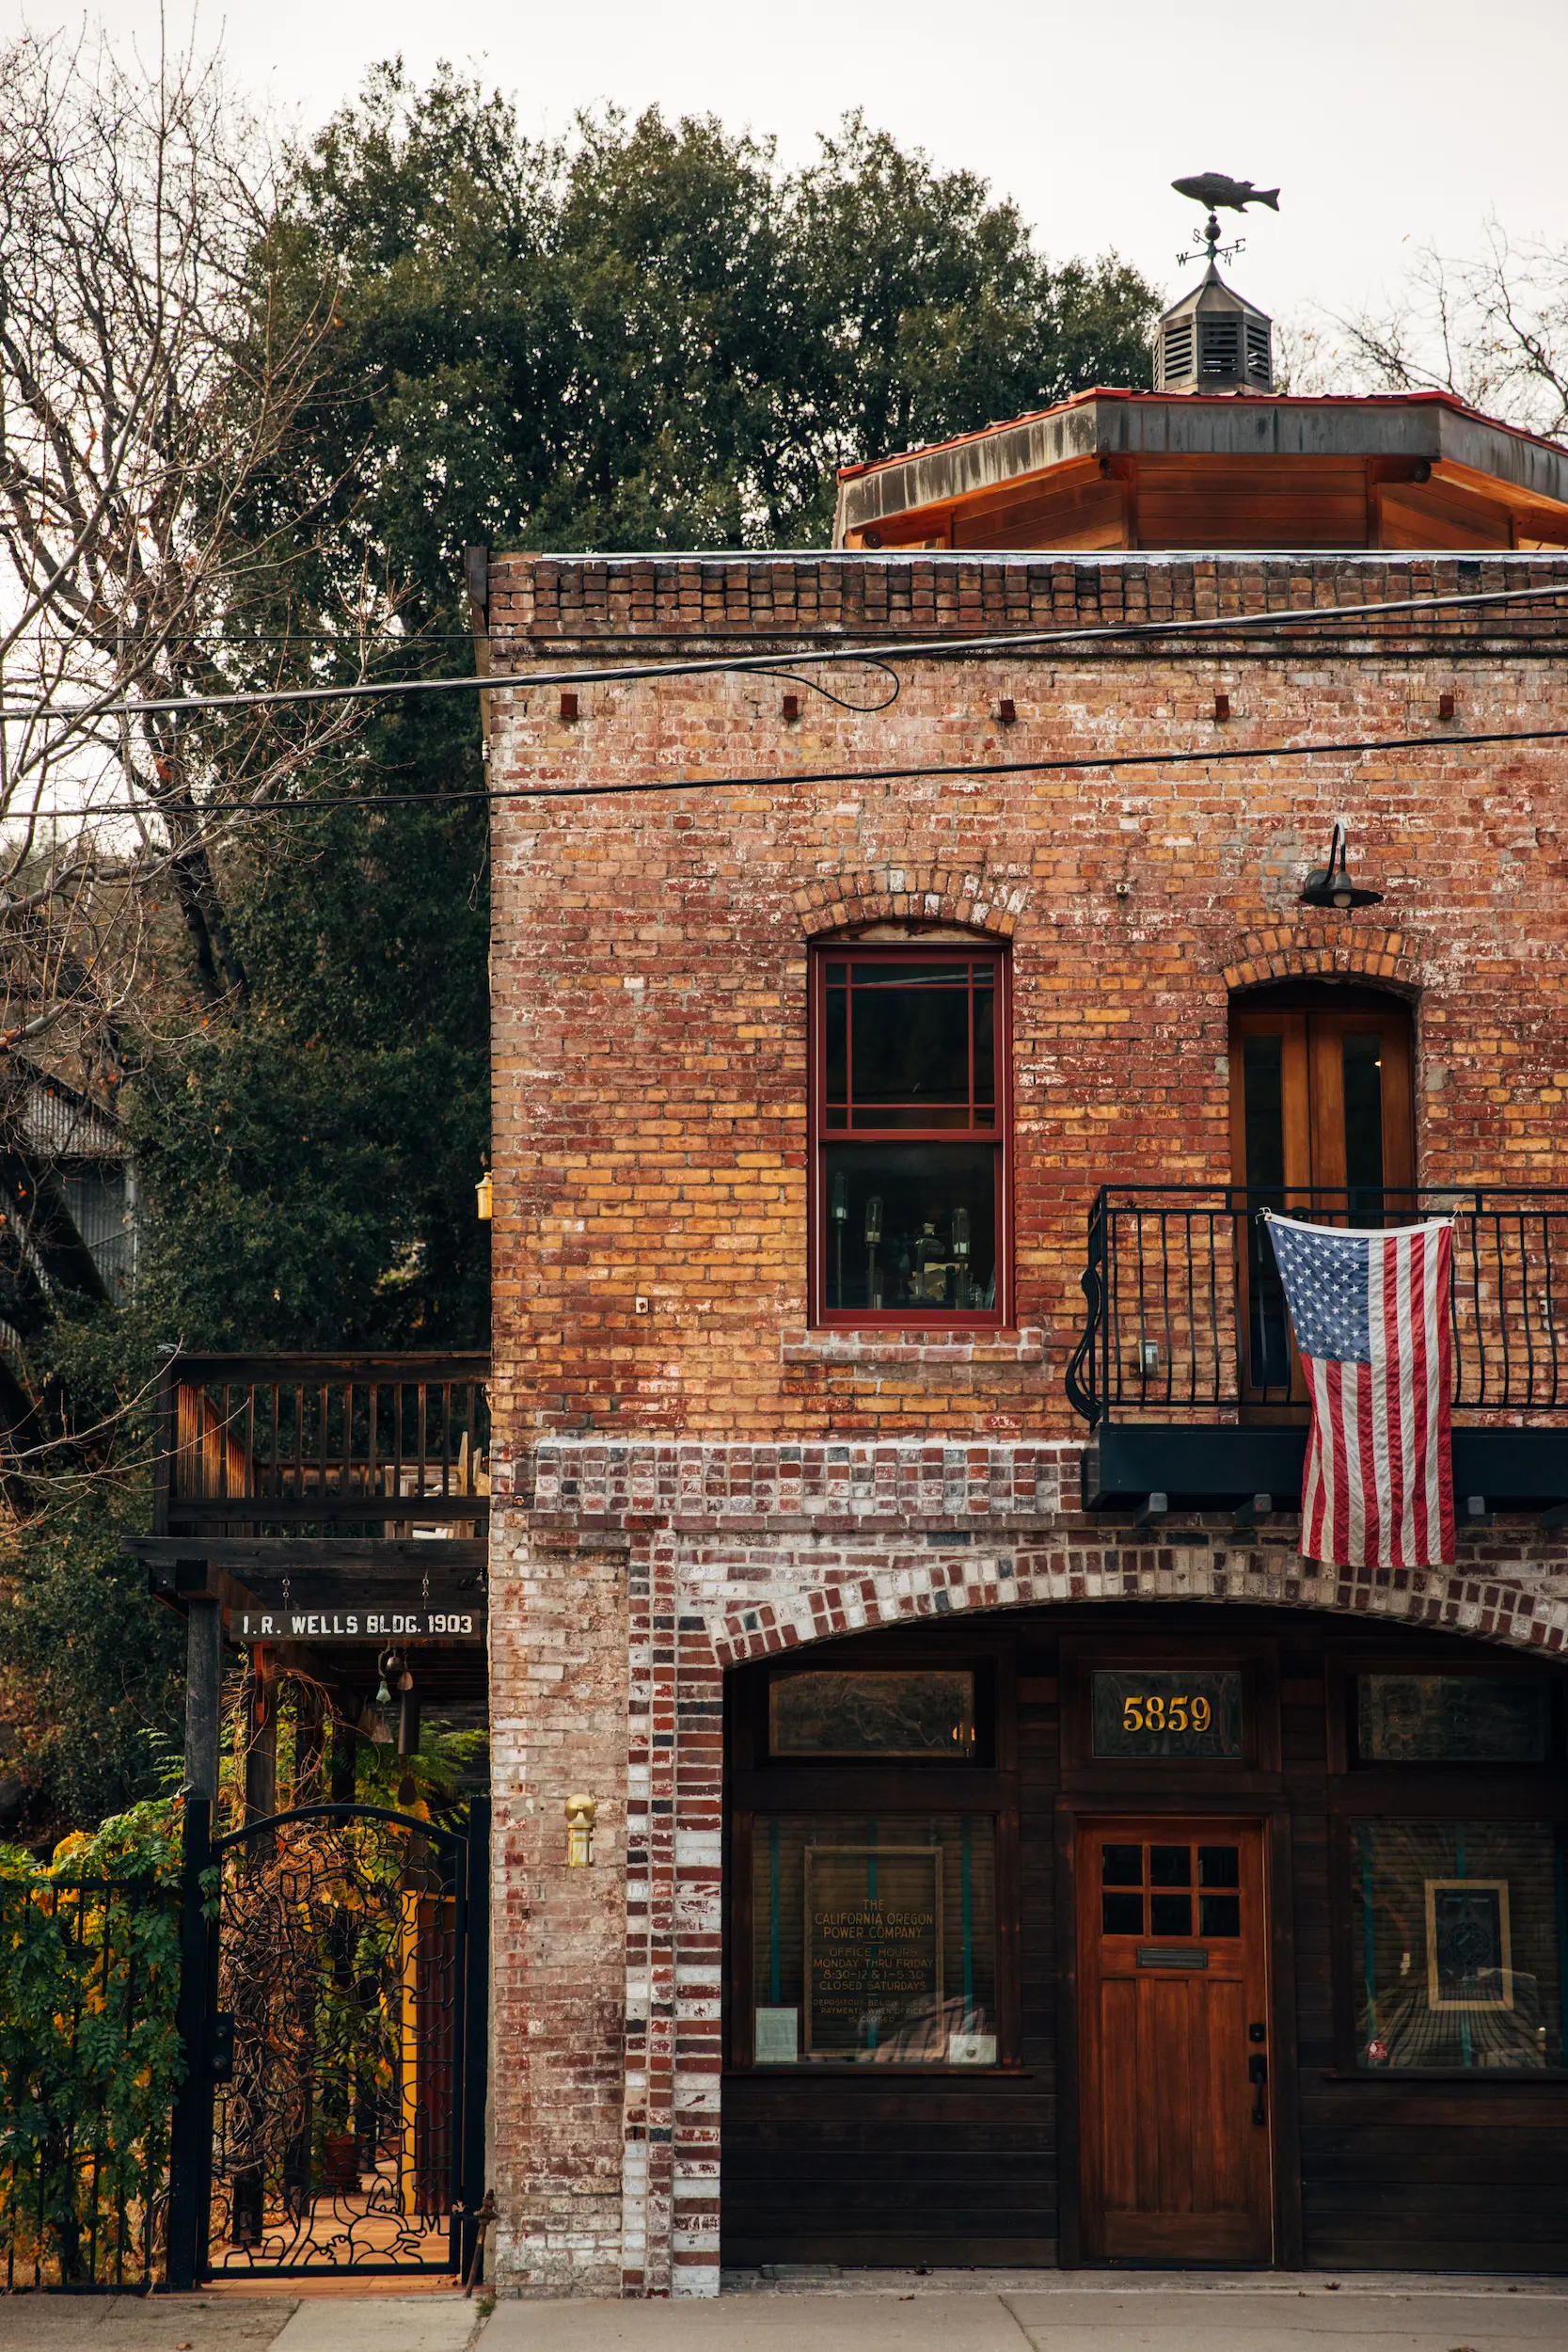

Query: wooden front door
[1231,993,1415,1400]
[1077,1818,1273,2264]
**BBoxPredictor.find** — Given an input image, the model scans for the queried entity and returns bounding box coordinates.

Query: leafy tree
[267,69,1162,556]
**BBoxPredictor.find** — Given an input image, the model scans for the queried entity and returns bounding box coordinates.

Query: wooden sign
[227,1606,484,1642]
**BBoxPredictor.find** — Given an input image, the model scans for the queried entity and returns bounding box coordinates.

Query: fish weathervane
[1172,173,1280,268]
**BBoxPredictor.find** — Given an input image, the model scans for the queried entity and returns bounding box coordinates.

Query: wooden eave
[833,390,1568,553]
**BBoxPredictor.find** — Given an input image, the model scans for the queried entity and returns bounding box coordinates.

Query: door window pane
[1150,1892,1194,1935]
[1242,1034,1286,1190]
[821,1143,995,1312]
[1101,1844,1143,1885]
[1351,1820,1565,2070]
[1241,1034,1291,1384]
[1200,1893,1242,1937]
[1342,1034,1386,1213]
[1103,1891,1144,1934]
[752,1815,997,2066]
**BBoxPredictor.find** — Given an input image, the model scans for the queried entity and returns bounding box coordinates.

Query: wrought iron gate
[166,1799,488,2285]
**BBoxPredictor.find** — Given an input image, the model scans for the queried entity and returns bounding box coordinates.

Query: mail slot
[1136,1947,1210,1969]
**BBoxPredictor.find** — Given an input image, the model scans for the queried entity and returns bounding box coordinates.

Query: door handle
[1247,2052,1268,2125]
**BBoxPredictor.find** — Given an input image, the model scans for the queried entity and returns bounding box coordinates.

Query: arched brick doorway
[707,1576,1568,2281]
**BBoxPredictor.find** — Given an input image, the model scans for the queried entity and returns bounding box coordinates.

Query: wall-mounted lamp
[565,1792,597,1867]
[476,1169,494,1221]
[1299,822,1384,913]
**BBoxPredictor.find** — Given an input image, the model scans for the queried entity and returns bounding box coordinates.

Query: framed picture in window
[1425,1878,1514,2011]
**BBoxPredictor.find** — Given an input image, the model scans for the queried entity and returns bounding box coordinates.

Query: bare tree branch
[0,26,393,1080]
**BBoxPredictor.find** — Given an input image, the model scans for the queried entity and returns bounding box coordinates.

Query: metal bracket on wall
[1231,1493,1273,1531]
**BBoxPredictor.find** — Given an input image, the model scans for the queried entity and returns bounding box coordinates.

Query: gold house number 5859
[1121,1693,1212,1733]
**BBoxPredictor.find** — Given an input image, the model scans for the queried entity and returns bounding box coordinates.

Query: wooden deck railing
[151,1355,491,1534]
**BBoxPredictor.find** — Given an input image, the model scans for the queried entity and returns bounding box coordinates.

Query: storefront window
[751,1814,997,2066]
[1351,1820,1568,2070]
[1356,1675,1552,1764]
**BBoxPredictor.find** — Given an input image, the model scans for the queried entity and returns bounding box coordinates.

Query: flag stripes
[1269,1216,1455,1571]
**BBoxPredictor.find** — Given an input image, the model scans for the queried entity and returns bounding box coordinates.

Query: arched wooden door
[1230,988,1415,1401]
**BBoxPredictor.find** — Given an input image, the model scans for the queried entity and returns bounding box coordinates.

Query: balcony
[1067,1189,1568,1518]
[130,1355,491,1689]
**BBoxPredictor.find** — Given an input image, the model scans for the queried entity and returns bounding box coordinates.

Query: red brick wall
[482,550,1568,2297]
[484,553,1568,1444]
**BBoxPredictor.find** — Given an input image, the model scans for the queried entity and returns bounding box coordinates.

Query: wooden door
[1077,1818,1273,2264]
[1231,997,1415,1400]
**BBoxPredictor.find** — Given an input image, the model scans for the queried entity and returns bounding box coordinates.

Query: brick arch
[1222,922,1420,995]
[710,1548,1568,1667]
[794,865,1027,939]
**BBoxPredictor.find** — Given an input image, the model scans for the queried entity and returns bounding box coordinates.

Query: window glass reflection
[822,1145,996,1312]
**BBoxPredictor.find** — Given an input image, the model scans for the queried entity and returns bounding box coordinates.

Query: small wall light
[998,697,1018,725]
[782,691,801,722]
[559,691,579,722]
[1300,822,1384,913]
[565,1792,597,1867]
[1213,691,1231,723]
[476,1169,493,1220]
[1438,691,1456,721]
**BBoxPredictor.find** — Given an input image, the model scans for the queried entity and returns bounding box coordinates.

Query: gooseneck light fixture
[1299,822,1384,913]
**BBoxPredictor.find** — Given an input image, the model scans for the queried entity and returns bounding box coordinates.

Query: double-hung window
[812,944,1008,1326]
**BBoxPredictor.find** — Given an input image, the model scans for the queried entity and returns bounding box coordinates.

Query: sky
[13,0,1568,333]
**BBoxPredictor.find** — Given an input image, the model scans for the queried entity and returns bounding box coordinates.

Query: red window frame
[809,941,1011,1328]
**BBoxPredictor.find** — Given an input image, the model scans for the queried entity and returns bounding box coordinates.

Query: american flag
[1265,1214,1455,1570]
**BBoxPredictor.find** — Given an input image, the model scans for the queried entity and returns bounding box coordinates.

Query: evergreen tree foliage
[271,71,1162,553]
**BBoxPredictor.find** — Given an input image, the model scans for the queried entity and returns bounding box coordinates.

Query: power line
[7,576,1568,724]
[32,718,1568,823]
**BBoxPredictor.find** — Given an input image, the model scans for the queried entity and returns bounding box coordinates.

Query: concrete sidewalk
[5,2275,1568,2352]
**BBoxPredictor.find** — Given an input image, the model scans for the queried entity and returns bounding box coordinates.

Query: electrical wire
[7,575,1568,725]
[27,717,1568,822]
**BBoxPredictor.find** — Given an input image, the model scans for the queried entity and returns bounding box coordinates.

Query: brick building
[474,310,1568,2291]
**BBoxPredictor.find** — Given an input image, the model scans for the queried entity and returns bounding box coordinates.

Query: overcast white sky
[15,0,1568,330]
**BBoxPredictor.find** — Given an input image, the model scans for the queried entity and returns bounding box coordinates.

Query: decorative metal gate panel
[166,1800,488,2284]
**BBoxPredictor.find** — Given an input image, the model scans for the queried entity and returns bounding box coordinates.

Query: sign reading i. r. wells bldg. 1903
[228,1608,484,1642]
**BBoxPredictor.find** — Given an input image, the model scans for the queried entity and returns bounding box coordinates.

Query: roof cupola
[1154,260,1273,393]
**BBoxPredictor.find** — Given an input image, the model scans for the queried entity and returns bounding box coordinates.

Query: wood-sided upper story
[832,391,1568,555]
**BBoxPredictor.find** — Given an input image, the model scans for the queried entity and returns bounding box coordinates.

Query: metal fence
[0,1875,180,2291]
[1066,1185,1568,1424]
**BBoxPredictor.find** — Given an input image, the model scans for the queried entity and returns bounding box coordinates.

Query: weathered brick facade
[483,550,1568,2295]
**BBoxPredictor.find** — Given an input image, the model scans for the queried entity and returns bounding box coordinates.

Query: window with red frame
[813,946,1007,1324]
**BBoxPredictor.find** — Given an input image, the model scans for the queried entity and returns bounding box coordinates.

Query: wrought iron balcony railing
[151,1353,491,1535]
[1065,1187,1568,1426]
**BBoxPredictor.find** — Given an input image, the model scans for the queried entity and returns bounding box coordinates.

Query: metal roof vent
[1154,262,1273,394]
[1156,174,1277,395]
